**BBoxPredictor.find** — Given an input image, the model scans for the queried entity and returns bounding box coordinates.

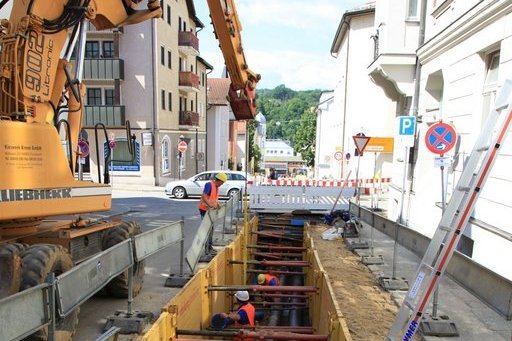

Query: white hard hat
[234,290,250,302]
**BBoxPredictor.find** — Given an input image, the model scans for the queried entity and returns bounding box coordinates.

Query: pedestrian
[198,172,227,254]
[257,273,280,286]
[214,290,255,340]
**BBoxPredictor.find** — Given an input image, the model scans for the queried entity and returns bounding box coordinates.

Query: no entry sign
[178,141,188,153]
[425,122,456,155]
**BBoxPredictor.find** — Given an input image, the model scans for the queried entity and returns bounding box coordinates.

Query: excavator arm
[206,0,260,120]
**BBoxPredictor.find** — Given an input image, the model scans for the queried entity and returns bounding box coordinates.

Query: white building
[328,2,395,182]
[409,0,512,279]
[362,0,512,280]
[314,91,337,179]
[206,78,231,170]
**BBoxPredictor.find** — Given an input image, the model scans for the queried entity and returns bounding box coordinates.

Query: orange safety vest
[234,303,255,341]
[264,274,279,286]
[198,180,219,211]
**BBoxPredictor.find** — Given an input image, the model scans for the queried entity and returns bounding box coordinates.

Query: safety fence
[0,220,185,341]
[142,217,352,340]
[254,177,392,188]
[248,185,356,213]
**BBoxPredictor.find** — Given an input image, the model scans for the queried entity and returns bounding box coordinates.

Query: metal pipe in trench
[229,260,309,267]
[177,330,328,340]
[246,269,306,276]
[208,285,316,293]
[247,245,307,251]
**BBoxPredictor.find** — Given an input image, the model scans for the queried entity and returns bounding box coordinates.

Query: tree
[294,107,317,167]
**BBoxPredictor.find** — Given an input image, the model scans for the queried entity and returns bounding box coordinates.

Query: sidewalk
[111,183,165,192]
[353,201,512,340]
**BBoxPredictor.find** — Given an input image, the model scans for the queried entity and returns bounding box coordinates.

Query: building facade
[328,3,396,183]
[80,0,209,185]
[364,0,512,279]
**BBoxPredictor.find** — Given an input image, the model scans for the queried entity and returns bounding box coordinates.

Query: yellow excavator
[0,0,161,339]
[0,0,258,339]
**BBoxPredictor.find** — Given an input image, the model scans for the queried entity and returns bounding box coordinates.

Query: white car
[164,170,253,199]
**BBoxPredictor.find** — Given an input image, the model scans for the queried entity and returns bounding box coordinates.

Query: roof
[330,2,375,54]
[185,0,204,28]
[197,56,213,70]
[265,155,305,162]
[208,78,231,105]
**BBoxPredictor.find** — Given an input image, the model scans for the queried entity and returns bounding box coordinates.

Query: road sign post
[177,141,187,180]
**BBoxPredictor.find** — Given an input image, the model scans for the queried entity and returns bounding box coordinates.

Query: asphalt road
[74,189,205,341]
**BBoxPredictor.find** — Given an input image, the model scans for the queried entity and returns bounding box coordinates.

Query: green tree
[294,107,317,166]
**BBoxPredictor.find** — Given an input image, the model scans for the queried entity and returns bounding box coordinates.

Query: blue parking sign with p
[399,116,416,136]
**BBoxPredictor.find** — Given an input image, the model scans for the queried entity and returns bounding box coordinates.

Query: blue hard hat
[211,313,228,330]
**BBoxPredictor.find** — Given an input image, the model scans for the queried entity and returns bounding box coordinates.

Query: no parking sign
[425,122,456,154]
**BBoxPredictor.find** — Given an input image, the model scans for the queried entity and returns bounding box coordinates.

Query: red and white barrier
[255,177,391,187]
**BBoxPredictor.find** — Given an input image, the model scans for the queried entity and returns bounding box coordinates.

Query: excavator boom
[206,0,260,120]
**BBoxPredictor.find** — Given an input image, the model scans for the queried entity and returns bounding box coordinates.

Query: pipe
[247,245,307,251]
[208,285,316,293]
[229,260,309,267]
[249,301,307,307]
[246,270,306,276]
[251,293,308,299]
[177,330,328,340]
[251,252,304,258]
[289,273,304,327]
[224,326,314,334]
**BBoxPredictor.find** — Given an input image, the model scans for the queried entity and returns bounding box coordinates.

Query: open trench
[176,214,330,341]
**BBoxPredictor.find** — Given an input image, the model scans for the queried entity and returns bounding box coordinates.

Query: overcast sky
[0,0,365,90]
[196,0,364,90]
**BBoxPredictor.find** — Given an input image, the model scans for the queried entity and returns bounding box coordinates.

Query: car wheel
[173,186,187,199]
[228,188,240,198]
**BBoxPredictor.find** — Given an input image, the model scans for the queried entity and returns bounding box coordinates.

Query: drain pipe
[267,274,286,327]
[289,274,303,327]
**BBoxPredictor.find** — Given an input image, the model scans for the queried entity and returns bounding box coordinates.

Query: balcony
[179,111,200,127]
[179,72,200,92]
[83,105,125,127]
[178,31,199,55]
[70,59,124,81]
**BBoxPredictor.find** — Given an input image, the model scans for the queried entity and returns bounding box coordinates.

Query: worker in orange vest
[257,273,280,286]
[198,172,226,254]
[219,290,255,341]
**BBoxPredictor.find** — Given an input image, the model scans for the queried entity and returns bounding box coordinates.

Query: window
[87,88,101,105]
[481,51,500,124]
[162,137,170,174]
[160,46,165,65]
[195,173,211,181]
[191,100,194,112]
[167,5,171,25]
[161,89,166,110]
[179,57,183,72]
[160,0,164,18]
[407,0,418,18]
[167,51,172,69]
[105,89,115,105]
[168,92,172,111]
[85,41,99,58]
[232,174,246,181]
[201,72,205,86]
[102,41,114,58]
[178,17,182,31]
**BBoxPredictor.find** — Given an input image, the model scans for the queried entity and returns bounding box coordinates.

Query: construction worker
[198,172,227,254]
[219,290,255,340]
[257,273,280,286]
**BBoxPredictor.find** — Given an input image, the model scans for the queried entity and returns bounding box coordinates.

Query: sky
[0,0,364,91]
[196,0,364,91]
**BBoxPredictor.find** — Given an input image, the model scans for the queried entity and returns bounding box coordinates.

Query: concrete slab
[104,310,153,334]
[361,255,384,265]
[420,314,459,337]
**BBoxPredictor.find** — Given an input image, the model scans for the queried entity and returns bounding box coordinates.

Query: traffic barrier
[0,220,185,340]
[255,177,391,187]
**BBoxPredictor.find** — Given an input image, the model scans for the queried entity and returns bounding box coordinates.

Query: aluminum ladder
[387,79,512,340]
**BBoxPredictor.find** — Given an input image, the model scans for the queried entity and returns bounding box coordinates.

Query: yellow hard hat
[215,172,227,183]
[257,274,266,285]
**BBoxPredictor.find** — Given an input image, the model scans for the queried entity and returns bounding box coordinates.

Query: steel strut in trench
[387,80,512,340]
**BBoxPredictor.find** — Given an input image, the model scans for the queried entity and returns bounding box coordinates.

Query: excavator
[0,0,258,340]
[0,0,161,339]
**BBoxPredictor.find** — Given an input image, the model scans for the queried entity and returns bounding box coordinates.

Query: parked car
[165,170,254,199]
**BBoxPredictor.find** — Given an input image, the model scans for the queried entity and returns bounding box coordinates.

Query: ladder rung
[403,298,415,310]
[457,186,471,192]
[439,225,451,232]
[476,145,490,152]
